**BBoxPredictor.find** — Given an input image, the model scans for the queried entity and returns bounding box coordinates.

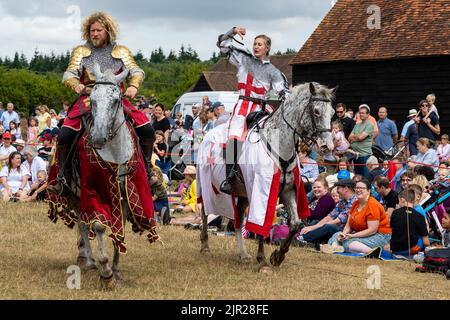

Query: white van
[171,91,239,119]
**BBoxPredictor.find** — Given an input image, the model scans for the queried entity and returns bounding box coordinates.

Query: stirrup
[219,179,233,195]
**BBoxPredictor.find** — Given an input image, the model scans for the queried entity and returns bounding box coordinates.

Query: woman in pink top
[437,134,450,162]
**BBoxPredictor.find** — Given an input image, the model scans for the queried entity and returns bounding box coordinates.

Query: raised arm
[217,27,252,67]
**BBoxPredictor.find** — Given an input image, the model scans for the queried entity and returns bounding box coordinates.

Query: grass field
[1,202,449,300]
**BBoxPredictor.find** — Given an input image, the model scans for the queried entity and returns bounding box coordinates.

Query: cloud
[0,0,332,60]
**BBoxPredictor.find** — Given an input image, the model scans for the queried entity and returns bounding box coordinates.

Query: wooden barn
[290,0,450,134]
[190,55,295,92]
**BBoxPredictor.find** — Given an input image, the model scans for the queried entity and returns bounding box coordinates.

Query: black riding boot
[220,139,241,195]
[140,136,155,170]
[47,145,73,196]
[220,163,235,195]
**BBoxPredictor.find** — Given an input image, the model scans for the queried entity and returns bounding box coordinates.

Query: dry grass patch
[1,202,449,300]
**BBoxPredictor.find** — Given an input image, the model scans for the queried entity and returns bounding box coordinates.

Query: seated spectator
[437,134,450,163]
[399,170,415,193]
[308,176,336,223]
[323,179,391,254]
[331,187,340,203]
[413,138,440,173]
[326,158,354,188]
[22,146,47,188]
[175,165,197,214]
[411,176,431,203]
[27,170,48,202]
[9,121,21,140]
[0,152,30,202]
[366,156,384,184]
[437,166,449,183]
[299,144,319,183]
[385,189,429,255]
[408,184,428,221]
[37,133,54,162]
[0,132,17,167]
[149,166,170,225]
[374,176,399,218]
[297,179,357,245]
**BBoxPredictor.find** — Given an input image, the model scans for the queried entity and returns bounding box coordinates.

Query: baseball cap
[334,179,356,189]
[2,131,12,139]
[408,109,418,118]
[337,169,351,180]
[209,101,224,112]
[192,103,201,109]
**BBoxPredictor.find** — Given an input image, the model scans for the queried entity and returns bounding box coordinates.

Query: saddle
[246,111,269,130]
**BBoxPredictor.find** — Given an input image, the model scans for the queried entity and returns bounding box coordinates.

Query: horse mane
[288,82,336,102]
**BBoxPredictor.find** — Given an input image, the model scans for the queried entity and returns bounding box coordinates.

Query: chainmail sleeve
[217,27,252,68]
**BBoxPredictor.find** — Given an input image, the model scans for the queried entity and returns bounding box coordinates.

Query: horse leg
[270,187,304,267]
[93,222,115,289]
[200,205,210,254]
[112,189,128,282]
[77,223,97,271]
[257,235,272,273]
[235,197,251,263]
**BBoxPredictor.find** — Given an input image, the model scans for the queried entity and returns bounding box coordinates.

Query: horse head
[90,63,129,149]
[286,82,336,154]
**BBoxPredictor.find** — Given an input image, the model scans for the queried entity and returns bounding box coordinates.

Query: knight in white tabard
[216,26,289,194]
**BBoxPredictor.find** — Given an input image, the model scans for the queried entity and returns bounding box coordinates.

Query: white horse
[71,65,138,288]
[197,82,336,272]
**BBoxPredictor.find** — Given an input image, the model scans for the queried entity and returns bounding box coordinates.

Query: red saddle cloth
[47,122,158,254]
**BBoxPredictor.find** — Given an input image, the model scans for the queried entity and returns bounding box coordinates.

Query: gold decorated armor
[63,45,92,90]
[63,44,144,91]
[112,45,144,89]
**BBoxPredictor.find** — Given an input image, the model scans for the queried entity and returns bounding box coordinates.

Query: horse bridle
[89,81,128,143]
[281,94,332,149]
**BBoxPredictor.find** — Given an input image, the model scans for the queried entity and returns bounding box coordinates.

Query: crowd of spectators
[1,92,449,259]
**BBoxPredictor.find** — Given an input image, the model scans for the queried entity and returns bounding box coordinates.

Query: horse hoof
[239,254,252,264]
[270,250,285,267]
[258,266,273,274]
[200,247,210,254]
[100,275,116,290]
[113,271,124,282]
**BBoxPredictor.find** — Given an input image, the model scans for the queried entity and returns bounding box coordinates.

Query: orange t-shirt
[349,197,391,234]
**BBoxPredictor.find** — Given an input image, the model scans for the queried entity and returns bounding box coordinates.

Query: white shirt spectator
[0,164,30,193]
[0,145,17,165]
[23,156,47,185]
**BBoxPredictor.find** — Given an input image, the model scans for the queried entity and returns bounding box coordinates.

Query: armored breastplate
[81,43,123,75]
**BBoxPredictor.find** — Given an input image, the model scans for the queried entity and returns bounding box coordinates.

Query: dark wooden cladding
[292,56,450,134]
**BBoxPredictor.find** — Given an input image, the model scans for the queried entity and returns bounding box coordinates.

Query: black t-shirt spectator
[155,142,168,162]
[152,117,171,133]
[390,207,428,252]
[382,189,399,211]
[418,111,439,142]
[332,115,355,139]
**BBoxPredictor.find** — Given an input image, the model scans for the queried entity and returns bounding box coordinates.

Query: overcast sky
[0,0,334,60]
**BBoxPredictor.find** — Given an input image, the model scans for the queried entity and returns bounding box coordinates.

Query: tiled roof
[290,0,450,65]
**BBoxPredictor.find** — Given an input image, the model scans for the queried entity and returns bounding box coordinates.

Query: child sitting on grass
[149,166,170,225]
[384,189,430,255]
[27,170,48,202]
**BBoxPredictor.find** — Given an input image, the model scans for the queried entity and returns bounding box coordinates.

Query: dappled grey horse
[75,64,135,288]
[198,82,336,272]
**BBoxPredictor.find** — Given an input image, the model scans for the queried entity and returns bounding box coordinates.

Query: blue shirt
[301,159,319,182]
[401,119,414,137]
[375,118,398,151]
[0,111,20,131]
[328,194,357,227]
[415,148,440,172]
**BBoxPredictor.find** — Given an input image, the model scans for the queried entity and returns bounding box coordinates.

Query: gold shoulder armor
[112,45,139,70]
[67,45,91,71]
